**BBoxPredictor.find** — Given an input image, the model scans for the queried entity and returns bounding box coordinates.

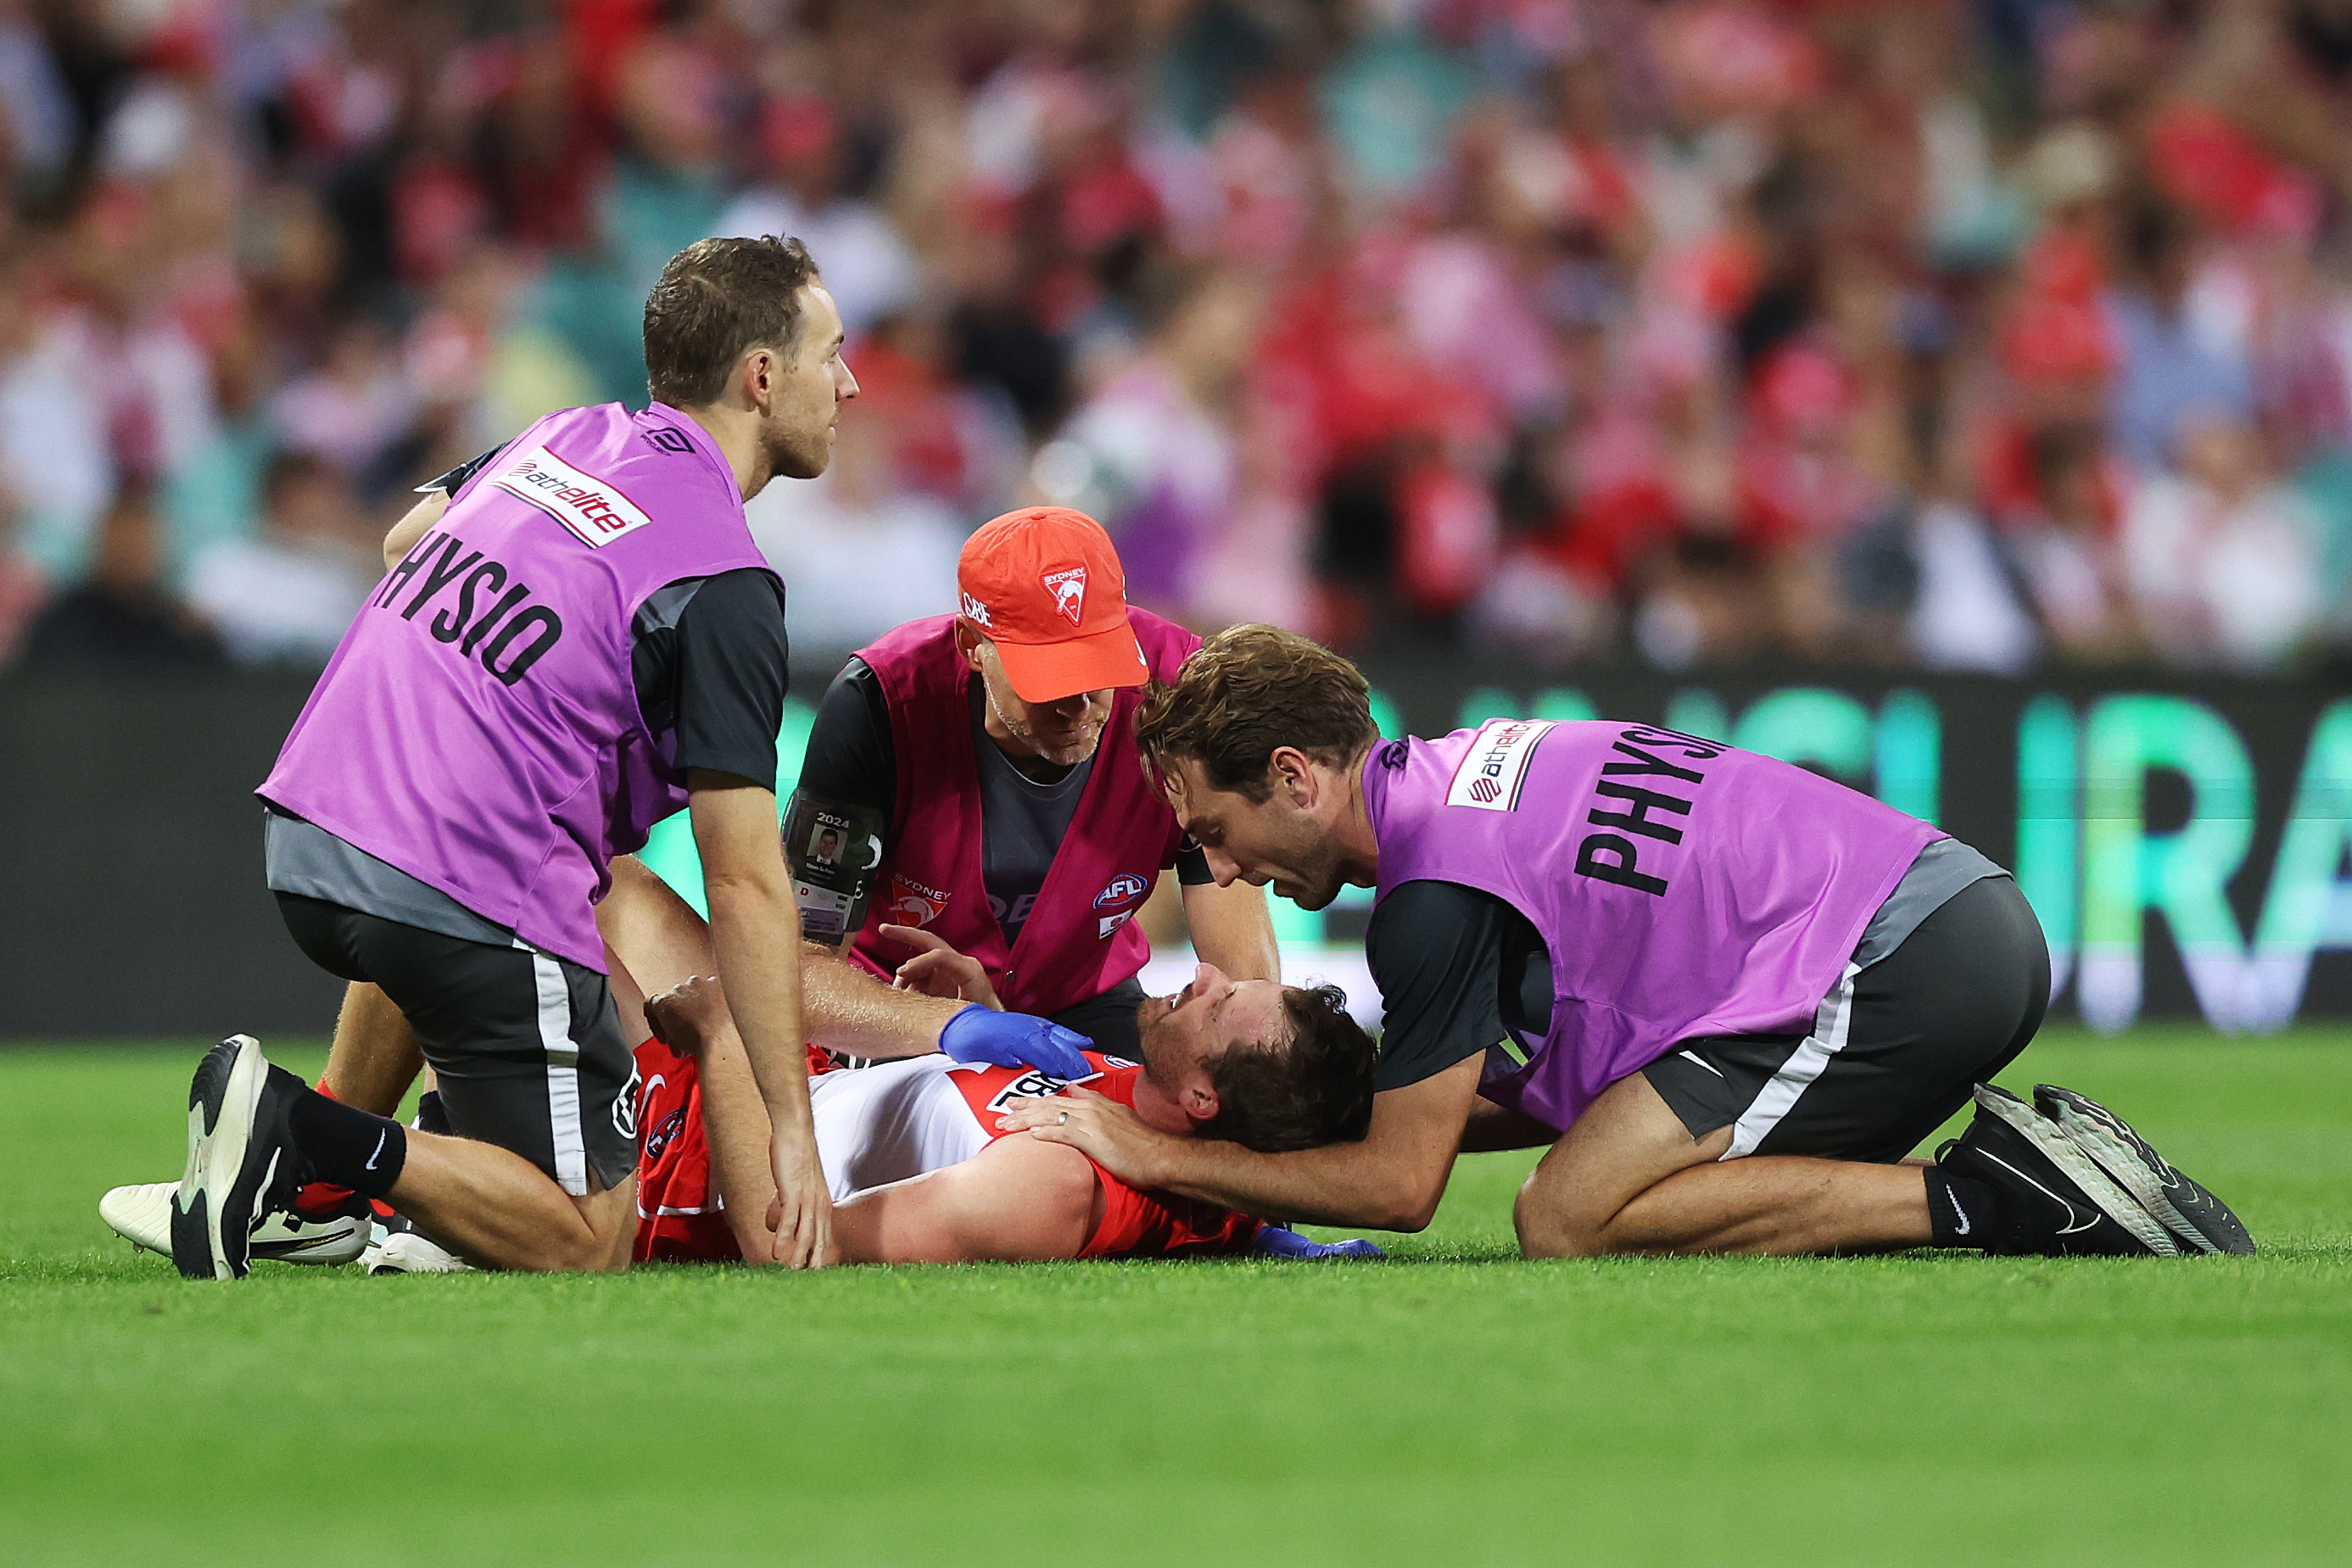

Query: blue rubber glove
[1252,1225,1385,1260]
[937,1005,1094,1080]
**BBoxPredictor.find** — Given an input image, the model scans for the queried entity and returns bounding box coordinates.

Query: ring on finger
[1058,1111,1070,1125]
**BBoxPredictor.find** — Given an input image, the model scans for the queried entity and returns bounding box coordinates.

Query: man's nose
[1202,845,1240,887]
[836,360,860,399]
[1191,962,1230,1000]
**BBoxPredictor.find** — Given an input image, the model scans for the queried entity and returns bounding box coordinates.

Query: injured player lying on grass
[101,859,1383,1269]
[630,963,1381,1266]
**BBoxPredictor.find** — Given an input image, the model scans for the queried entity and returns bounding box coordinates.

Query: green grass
[3,1028,2348,1566]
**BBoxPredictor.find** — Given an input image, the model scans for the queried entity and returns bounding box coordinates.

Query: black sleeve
[424,444,506,497]
[795,658,898,828]
[1363,880,1511,1093]
[1174,837,1213,884]
[641,569,791,788]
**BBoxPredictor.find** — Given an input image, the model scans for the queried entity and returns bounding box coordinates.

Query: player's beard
[1131,999,1185,1095]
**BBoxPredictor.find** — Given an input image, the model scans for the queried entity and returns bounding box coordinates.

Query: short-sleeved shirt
[267,477,793,944]
[1364,835,2008,1094]
[796,656,1210,946]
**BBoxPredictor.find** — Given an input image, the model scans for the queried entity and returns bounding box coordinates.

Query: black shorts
[1643,876,2049,1163]
[277,893,640,1195]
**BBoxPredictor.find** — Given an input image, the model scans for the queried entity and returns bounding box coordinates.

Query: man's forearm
[690,1019,785,1263]
[1087,1057,1486,1230]
[703,875,816,1143]
[800,946,964,1057]
[1147,1135,1453,1231]
[382,489,449,571]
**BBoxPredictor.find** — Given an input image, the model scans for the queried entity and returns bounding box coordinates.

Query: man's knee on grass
[1513,1176,1613,1259]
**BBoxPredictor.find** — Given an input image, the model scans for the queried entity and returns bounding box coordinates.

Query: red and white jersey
[634,1043,1262,1264]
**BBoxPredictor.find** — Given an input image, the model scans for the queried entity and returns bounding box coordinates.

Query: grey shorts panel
[277,893,640,1194]
[1641,877,2049,1163]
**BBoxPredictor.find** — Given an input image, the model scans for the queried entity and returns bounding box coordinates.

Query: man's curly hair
[1197,984,1377,1152]
[1134,624,1379,802]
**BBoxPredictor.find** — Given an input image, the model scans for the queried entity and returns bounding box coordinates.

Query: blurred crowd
[3,0,2351,678]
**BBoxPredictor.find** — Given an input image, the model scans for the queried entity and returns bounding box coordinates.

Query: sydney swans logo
[1042,567,1087,626]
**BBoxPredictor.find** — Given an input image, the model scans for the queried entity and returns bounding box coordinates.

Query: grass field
[3,1028,2348,1567]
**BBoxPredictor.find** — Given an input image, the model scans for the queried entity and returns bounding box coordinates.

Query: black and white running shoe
[170,1036,304,1281]
[103,1181,368,1265]
[1937,1084,2180,1257]
[2032,1085,2256,1255]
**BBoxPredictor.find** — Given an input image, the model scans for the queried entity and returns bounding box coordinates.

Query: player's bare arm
[874,922,1003,1007]
[1178,878,1281,985]
[689,771,830,1269]
[601,856,1014,1060]
[1003,1052,1483,1231]
[829,1135,1103,1264]
[644,974,790,1264]
[380,488,449,572]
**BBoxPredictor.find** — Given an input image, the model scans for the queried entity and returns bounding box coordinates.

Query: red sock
[293,1079,360,1218]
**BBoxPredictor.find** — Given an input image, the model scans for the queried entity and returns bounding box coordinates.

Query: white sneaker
[361,1226,475,1275]
[101,1180,369,1266]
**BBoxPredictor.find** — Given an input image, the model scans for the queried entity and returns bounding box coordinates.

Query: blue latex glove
[937,1005,1094,1080]
[1252,1225,1385,1260]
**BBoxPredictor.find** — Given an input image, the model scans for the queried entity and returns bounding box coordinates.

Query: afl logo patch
[1092,873,1149,911]
[1446,718,1556,812]
[643,1106,684,1162]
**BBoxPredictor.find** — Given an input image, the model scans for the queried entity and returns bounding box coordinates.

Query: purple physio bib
[260,403,774,970]
[1366,720,1939,1130]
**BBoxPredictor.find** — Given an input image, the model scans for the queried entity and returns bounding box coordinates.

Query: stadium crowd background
[2,0,2349,680]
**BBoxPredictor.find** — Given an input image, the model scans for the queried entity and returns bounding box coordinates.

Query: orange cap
[956,508,1148,703]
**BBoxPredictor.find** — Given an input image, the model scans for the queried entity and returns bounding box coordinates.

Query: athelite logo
[491,444,653,548]
[1444,718,1556,812]
[959,592,992,627]
[1092,870,1150,940]
[1043,566,1087,626]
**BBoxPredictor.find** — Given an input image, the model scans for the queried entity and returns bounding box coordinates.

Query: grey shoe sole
[1972,1085,2182,1258]
[2033,1085,2255,1256]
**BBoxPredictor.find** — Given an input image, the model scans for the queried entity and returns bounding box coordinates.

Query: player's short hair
[1198,984,1377,1152]
[642,235,820,409]
[1134,625,1377,804]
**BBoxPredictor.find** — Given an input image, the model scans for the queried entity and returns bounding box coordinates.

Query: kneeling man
[999,626,2254,1262]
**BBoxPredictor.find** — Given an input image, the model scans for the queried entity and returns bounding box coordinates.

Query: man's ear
[1268,745,1317,808]
[741,346,777,413]
[953,619,986,672]
[1178,1075,1220,1127]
